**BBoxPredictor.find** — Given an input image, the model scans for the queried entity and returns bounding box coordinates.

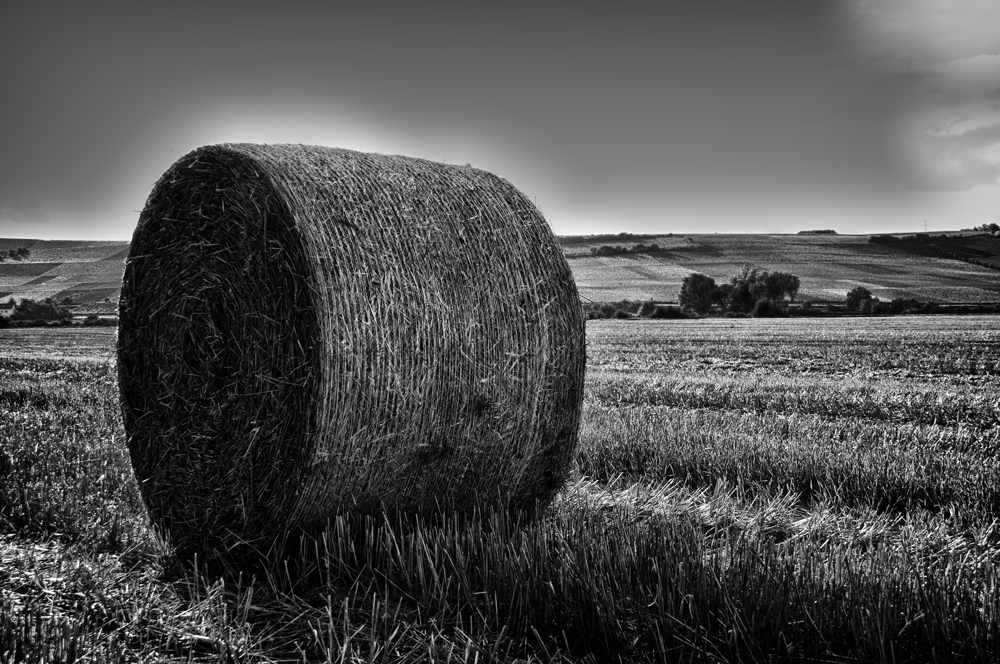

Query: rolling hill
[2,233,999,311]
[561,233,1000,304]
[0,239,129,312]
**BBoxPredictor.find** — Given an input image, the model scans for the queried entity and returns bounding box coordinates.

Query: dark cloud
[908,121,1000,190]
[846,0,1000,64]
[985,87,1000,100]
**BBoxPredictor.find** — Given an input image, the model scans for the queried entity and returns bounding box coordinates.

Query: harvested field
[0,327,116,362]
[4,316,1000,662]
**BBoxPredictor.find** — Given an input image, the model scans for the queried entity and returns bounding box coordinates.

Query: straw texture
[117,144,585,564]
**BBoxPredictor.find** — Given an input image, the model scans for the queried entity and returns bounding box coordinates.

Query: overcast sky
[2,1,999,240]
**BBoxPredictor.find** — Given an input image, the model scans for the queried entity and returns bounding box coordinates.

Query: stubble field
[2,317,1000,662]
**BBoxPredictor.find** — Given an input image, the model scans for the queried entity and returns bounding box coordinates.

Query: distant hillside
[560,233,1000,304]
[2,233,1000,309]
[0,239,129,311]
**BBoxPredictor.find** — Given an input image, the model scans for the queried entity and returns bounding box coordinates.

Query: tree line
[0,247,31,261]
[0,297,116,329]
[678,266,800,317]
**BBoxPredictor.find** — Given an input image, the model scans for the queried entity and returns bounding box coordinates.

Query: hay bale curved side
[118,143,586,563]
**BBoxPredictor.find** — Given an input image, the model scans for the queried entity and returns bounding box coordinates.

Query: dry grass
[4,318,1000,661]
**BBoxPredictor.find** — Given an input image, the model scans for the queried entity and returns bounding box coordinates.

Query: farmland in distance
[0,238,128,309]
[4,232,1000,311]
[561,232,1000,304]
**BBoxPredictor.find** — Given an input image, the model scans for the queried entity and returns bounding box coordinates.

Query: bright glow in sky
[1,2,998,240]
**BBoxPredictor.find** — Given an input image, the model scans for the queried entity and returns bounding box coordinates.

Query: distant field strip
[0,262,62,278]
[571,254,694,301]
[0,327,116,361]
[3,234,1000,307]
[0,241,127,303]
[565,234,1000,303]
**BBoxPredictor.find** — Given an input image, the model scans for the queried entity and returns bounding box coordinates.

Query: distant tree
[868,235,897,244]
[764,271,800,302]
[726,265,768,314]
[8,249,17,258]
[61,296,74,306]
[857,298,872,314]
[751,298,787,318]
[649,305,688,319]
[10,298,71,321]
[712,282,734,308]
[637,300,659,317]
[679,273,718,314]
[725,270,757,314]
[16,247,29,256]
[845,286,873,312]
[723,265,800,314]
[678,266,801,317]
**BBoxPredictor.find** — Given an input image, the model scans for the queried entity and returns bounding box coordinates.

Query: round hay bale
[117,143,586,564]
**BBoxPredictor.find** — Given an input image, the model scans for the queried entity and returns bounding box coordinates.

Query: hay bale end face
[117,144,586,564]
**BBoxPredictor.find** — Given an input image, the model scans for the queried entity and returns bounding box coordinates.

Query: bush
[10,299,71,322]
[678,273,717,315]
[583,300,654,319]
[845,286,873,312]
[637,301,659,317]
[83,314,117,327]
[751,298,787,318]
[649,305,688,319]
[868,235,897,244]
